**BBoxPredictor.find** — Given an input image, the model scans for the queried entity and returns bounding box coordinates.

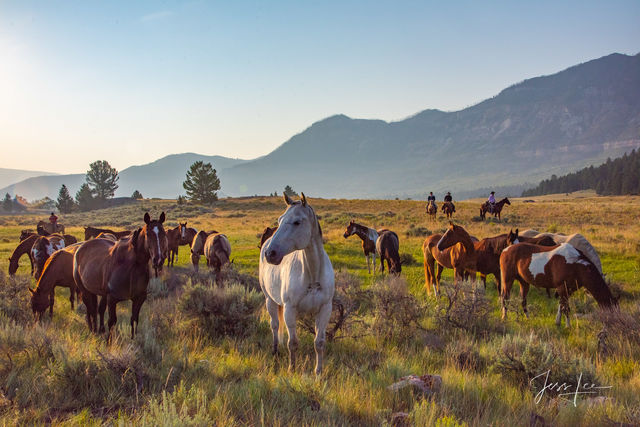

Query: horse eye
[293,221,301,226]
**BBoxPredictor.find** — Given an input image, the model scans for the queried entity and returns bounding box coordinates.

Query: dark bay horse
[73,212,167,339]
[441,202,455,219]
[343,220,389,274]
[8,235,38,276]
[259,226,278,248]
[376,230,401,275]
[84,226,131,240]
[179,222,198,246]
[500,242,616,326]
[480,197,510,220]
[167,226,180,267]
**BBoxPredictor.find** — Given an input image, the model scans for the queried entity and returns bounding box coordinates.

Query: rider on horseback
[49,212,58,227]
[427,192,437,210]
[487,191,496,213]
[443,192,455,212]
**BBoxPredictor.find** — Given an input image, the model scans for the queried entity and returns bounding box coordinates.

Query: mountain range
[2,52,639,201]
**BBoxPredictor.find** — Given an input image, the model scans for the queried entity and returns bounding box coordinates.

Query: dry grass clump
[433,280,497,338]
[0,272,32,324]
[370,276,425,343]
[399,252,418,266]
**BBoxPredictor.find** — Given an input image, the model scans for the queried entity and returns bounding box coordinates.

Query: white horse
[519,229,602,274]
[259,193,334,375]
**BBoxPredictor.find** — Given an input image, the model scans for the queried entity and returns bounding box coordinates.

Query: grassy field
[0,194,639,426]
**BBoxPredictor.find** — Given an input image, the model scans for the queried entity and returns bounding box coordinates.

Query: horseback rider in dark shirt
[443,192,455,212]
[427,192,437,210]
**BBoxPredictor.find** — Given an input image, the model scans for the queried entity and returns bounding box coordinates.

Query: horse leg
[436,264,443,294]
[265,298,281,355]
[366,254,370,274]
[130,294,147,339]
[107,295,118,343]
[500,270,515,321]
[98,296,107,333]
[372,252,377,274]
[423,253,432,294]
[49,289,55,318]
[283,305,298,372]
[520,282,530,319]
[314,302,332,376]
[380,255,385,274]
[83,293,97,332]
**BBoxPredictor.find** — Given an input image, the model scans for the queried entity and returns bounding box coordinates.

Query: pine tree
[131,190,143,199]
[86,160,119,202]
[2,193,12,212]
[76,183,95,212]
[182,161,221,205]
[56,185,76,213]
[283,185,298,197]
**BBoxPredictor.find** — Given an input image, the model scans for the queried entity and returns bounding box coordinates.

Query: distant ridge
[0,168,58,191]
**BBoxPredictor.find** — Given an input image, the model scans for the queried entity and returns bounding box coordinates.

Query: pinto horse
[376,230,401,275]
[30,235,66,280]
[73,212,167,339]
[260,193,334,375]
[426,200,437,221]
[480,197,510,220]
[343,220,387,274]
[500,242,616,327]
[29,242,84,319]
[204,233,232,284]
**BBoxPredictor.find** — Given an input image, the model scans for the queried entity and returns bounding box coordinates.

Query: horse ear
[159,212,166,223]
[515,228,519,236]
[283,193,293,205]
[28,288,35,295]
[144,213,151,224]
[449,221,454,228]
[301,192,307,206]
[131,228,141,247]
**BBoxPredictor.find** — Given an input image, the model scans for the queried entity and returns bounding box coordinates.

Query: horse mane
[477,234,508,255]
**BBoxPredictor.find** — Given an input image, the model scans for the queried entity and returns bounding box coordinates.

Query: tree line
[521,149,640,197]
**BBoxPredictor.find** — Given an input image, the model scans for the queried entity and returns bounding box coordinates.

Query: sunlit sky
[1,0,639,174]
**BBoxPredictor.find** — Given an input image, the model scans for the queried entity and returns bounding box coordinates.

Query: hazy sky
[1,0,638,174]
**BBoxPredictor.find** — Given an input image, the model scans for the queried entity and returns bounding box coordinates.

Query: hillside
[0,168,58,190]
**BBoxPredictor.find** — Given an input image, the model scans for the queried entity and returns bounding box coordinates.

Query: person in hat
[427,191,437,210]
[443,191,455,212]
[488,191,496,213]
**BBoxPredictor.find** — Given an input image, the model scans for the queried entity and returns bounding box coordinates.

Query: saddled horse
[31,235,66,280]
[426,200,437,221]
[376,230,401,275]
[500,242,616,327]
[73,212,167,339]
[37,220,65,235]
[260,193,334,375]
[84,226,131,240]
[441,201,455,219]
[480,197,510,220]
[29,242,84,319]
[343,220,389,274]
[519,229,602,275]
[204,233,232,284]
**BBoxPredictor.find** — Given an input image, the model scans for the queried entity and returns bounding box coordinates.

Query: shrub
[178,283,263,338]
[405,225,431,237]
[399,252,418,266]
[0,272,32,324]
[433,280,496,337]
[370,276,425,343]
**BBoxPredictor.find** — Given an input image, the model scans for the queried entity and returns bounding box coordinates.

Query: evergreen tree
[76,183,95,212]
[56,185,76,213]
[283,185,298,197]
[182,161,220,204]
[2,193,12,212]
[86,160,119,202]
[131,190,143,199]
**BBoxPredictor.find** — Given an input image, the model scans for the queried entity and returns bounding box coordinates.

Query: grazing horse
[178,222,198,246]
[376,230,401,274]
[29,242,84,319]
[519,229,602,275]
[441,201,455,219]
[190,230,209,271]
[260,193,334,375]
[426,200,437,221]
[166,226,181,267]
[37,220,65,235]
[30,235,66,280]
[73,212,167,339]
[480,197,510,220]
[500,242,616,326]
[342,220,386,274]
[422,229,478,296]
[20,229,34,241]
[259,226,278,248]
[84,226,131,240]
[204,233,232,284]
[8,235,38,276]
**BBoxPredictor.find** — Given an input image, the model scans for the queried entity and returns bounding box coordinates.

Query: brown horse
[73,212,167,339]
[441,201,455,219]
[500,242,616,326]
[37,220,65,235]
[190,230,218,270]
[29,242,84,319]
[426,200,437,221]
[167,226,181,267]
[8,234,38,276]
[376,230,401,274]
[30,235,66,280]
[178,222,198,246]
[259,226,278,248]
[480,197,511,221]
[84,226,131,240]
[343,220,389,274]
[204,233,232,284]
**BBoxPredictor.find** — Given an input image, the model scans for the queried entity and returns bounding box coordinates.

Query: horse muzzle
[265,248,284,265]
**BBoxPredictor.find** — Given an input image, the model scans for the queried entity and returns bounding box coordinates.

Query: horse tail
[277,304,286,344]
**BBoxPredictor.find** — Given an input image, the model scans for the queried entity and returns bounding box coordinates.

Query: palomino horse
[500,242,616,326]
[167,226,181,267]
[519,229,602,275]
[480,197,510,220]
[73,212,167,339]
[441,201,455,219]
[84,226,131,240]
[376,230,401,274]
[426,200,437,221]
[30,235,66,280]
[29,242,84,319]
[436,225,556,294]
[204,233,232,284]
[260,193,334,375]
[343,220,388,274]
[37,220,65,235]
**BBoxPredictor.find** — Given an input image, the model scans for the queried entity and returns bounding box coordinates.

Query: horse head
[141,212,168,269]
[504,197,511,205]
[265,192,319,265]
[343,219,357,238]
[506,229,520,246]
[437,222,470,251]
[179,222,188,239]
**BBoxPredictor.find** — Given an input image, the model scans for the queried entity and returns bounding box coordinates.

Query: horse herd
[6,194,618,375]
